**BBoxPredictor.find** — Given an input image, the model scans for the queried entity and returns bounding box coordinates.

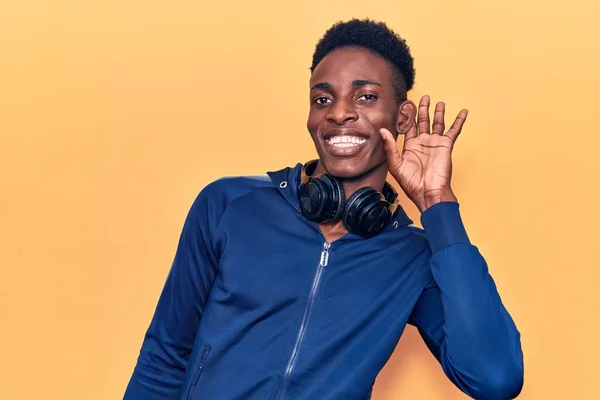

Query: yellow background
[2,0,599,398]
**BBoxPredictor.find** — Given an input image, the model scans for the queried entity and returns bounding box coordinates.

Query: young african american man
[124,19,524,400]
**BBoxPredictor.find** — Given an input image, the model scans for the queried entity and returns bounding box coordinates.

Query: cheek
[306,110,328,140]
[306,111,319,132]
[359,115,389,138]
[381,109,398,126]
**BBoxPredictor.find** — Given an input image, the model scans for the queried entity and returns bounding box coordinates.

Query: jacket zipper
[187,345,210,400]
[274,242,330,400]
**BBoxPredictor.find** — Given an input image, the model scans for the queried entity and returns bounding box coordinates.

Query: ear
[395,100,417,135]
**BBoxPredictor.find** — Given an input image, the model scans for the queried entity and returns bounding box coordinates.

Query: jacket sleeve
[123,185,222,399]
[408,202,524,400]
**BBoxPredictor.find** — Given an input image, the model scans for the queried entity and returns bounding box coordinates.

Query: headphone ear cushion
[298,178,327,221]
[320,174,345,221]
[343,188,391,237]
[299,174,345,222]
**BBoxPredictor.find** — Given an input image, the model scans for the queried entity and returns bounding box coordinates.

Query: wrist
[420,201,470,252]
[416,191,458,213]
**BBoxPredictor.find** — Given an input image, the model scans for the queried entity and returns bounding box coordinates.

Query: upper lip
[322,128,369,141]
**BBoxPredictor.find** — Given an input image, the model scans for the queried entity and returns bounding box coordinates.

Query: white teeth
[325,136,367,146]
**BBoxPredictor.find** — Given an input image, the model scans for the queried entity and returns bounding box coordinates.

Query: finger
[379,128,402,164]
[445,109,469,142]
[432,101,445,135]
[417,95,431,135]
[405,119,418,140]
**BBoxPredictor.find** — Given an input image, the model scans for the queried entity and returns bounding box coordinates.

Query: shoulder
[192,174,275,214]
[394,222,435,266]
[401,223,430,247]
[179,174,275,240]
[196,174,273,205]
[397,223,438,287]
[202,174,273,198]
[382,222,432,260]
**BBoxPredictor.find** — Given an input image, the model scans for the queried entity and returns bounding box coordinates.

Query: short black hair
[310,18,415,102]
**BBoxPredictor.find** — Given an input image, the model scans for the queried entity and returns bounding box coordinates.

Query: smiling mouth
[324,135,367,148]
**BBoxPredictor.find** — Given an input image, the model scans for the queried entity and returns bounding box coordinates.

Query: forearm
[124,188,221,399]
[430,245,523,398]
[417,202,524,399]
[124,337,187,399]
[124,272,204,399]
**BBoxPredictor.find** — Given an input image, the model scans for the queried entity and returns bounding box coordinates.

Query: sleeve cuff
[420,201,471,253]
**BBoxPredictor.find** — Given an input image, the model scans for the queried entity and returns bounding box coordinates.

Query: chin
[320,156,380,180]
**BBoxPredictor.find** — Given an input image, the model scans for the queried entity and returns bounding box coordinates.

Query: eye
[358,94,378,102]
[314,97,331,105]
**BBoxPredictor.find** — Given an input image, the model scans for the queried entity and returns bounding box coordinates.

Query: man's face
[307,46,401,179]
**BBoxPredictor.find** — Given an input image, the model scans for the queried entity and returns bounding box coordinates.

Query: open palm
[380,96,468,212]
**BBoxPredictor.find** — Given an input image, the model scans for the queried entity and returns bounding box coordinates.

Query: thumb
[379,128,402,166]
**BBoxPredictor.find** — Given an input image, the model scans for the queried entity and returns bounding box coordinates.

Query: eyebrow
[310,79,382,91]
[352,79,382,88]
[311,82,331,91]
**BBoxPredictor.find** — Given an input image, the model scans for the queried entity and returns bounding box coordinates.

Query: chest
[211,213,431,319]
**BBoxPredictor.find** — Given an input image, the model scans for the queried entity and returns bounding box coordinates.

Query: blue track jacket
[124,162,524,400]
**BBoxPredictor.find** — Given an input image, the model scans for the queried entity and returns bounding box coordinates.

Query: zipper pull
[320,243,330,267]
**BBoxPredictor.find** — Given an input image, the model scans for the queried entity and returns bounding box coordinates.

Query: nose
[326,99,358,125]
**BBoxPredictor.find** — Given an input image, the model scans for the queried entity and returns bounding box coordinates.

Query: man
[124,19,524,400]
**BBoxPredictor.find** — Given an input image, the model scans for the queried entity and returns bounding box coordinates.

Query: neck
[308,160,391,242]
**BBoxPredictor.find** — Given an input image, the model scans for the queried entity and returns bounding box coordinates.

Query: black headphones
[297,160,399,238]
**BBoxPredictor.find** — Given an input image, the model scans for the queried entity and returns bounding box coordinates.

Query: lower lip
[324,140,368,156]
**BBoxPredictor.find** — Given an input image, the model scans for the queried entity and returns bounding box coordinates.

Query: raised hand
[379,95,468,213]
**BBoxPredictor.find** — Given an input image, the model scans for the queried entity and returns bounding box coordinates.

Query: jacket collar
[267,161,413,230]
